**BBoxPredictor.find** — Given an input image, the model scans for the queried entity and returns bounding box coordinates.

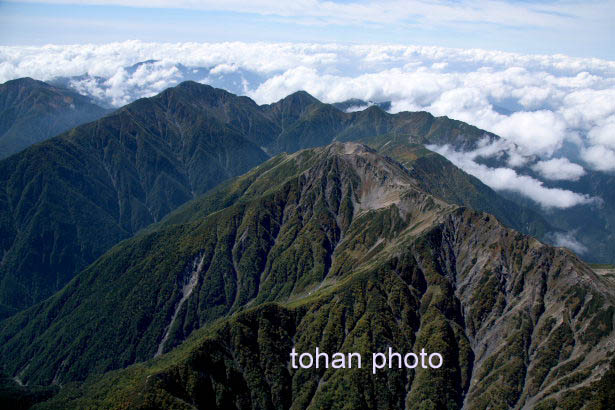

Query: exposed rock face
[2,143,613,409]
[427,209,614,409]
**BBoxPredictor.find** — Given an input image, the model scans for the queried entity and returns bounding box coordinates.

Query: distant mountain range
[0,78,109,159]
[1,143,613,409]
[0,80,552,318]
[47,60,390,112]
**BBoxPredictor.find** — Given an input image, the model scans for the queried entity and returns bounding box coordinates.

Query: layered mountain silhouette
[0,81,551,316]
[1,143,613,409]
[0,78,109,159]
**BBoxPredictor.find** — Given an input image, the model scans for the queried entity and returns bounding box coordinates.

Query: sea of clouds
[1,40,613,214]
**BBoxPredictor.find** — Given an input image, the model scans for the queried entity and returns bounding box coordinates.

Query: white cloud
[1,40,614,176]
[428,144,597,209]
[489,111,568,156]
[587,114,615,149]
[344,101,375,113]
[581,145,615,172]
[532,158,586,181]
[210,63,238,75]
[549,231,588,255]
[67,60,183,106]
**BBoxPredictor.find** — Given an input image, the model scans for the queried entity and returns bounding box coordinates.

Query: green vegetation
[0,143,612,409]
[527,321,575,396]
[589,263,615,269]
[0,81,554,315]
[0,77,109,159]
[0,82,272,312]
[0,77,613,409]
[0,372,58,410]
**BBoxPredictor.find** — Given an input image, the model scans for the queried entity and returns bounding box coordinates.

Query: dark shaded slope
[6,143,612,410]
[0,78,109,159]
[261,91,348,154]
[338,108,495,150]
[0,83,269,313]
[0,371,57,410]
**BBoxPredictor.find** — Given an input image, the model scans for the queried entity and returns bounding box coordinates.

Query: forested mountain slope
[0,78,109,159]
[0,82,549,315]
[1,143,611,409]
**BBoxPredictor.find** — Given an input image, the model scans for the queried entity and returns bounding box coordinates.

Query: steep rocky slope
[1,143,612,409]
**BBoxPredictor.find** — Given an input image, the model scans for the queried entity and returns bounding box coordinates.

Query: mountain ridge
[1,142,612,409]
[0,81,554,315]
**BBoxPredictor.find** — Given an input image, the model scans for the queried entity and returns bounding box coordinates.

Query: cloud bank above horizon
[1,40,613,209]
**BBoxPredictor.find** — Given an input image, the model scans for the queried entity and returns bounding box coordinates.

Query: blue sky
[0,0,613,59]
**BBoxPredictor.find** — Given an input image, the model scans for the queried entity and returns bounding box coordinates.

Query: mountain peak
[288,89,318,101]
[0,77,109,159]
[5,76,38,84]
[306,142,440,216]
[172,80,218,95]
[326,141,374,155]
[2,138,614,410]
[127,59,159,72]
[274,89,320,108]
[3,77,51,90]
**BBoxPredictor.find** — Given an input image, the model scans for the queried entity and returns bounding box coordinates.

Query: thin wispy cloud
[548,231,589,255]
[2,1,613,58]
[9,0,609,29]
[427,142,598,209]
